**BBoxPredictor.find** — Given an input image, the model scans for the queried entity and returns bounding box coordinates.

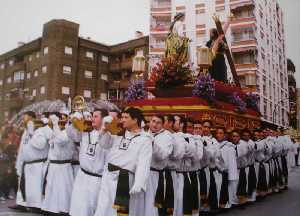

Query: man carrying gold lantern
[66,96,111,216]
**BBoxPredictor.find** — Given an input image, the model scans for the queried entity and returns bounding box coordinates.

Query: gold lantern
[197,47,213,74]
[132,50,146,79]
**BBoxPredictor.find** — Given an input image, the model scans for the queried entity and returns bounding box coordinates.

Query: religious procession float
[125,14,261,131]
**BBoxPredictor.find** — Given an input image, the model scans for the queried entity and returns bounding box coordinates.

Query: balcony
[151,0,171,12]
[109,59,132,71]
[230,16,256,25]
[235,63,258,70]
[150,43,166,53]
[150,23,170,33]
[230,0,254,11]
[108,79,130,90]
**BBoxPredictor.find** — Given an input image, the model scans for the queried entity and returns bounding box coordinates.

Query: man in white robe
[21,115,52,211]
[42,113,75,215]
[94,107,153,216]
[67,109,110,216]
[10,111,36,212]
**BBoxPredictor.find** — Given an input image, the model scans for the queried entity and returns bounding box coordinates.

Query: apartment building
[149,0,289,127]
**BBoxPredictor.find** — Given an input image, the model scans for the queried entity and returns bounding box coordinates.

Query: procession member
[230,130,249,205]
[215,127,238,209]
[262,129,274,194]
[163,114,186,216]
[269,129,284,193]
[281,129,294,188]
[42,113,75,215]
[144,115,174,216]
[66,109,109,216]
[254,129,268,198]
[174,118,203,216]
[241,129,257,202]
[10,111,37,211]
[193,120,203,137]
[201,120,220,212]
[94,107,153,216]
[20,114,52,212]
[295,139,300,166]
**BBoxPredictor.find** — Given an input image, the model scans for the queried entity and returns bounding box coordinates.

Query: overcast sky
[0,0,299,86]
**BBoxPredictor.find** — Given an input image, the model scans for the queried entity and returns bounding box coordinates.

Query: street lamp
[132,51,146,79]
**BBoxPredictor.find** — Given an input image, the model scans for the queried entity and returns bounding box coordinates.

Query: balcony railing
[231,16,256,24]
[150,24,170,32]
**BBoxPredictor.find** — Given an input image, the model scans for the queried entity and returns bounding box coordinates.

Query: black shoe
[8,205,28,212]
[29,207,42,214]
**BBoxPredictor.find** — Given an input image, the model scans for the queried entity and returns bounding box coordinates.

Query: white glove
[27,121,34,135]
[70,112,83,120]
[101,116,113,130]
[49,115,59,126]
[83,111,92,119]
[103,116,113,124]
[41,117,49,124]
[129,184,143,195]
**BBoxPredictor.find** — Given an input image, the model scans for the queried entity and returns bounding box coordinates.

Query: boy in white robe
[241,129,257,202]
[215,127,238,209]
[144,115,174,216]
[230,130,249,205]
[200,120,220,212]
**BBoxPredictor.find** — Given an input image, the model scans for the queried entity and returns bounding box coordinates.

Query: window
[43,47,49,55]
[32,89,37,97]
[34,70,39,77]
[84,70,93,79]
[100,93,107,100]
[13,71,25,82]
[29,55,32,62]
[40,86,45,94]
[101,55,109,63]
[0,80,3,86]
[84,90,92,98]
[101,74,108,81]
[86,51,94,59]
[64,46,73,55]
[36,52,40,58]
[62,87,70,95]
[9,59,14,66]
[7,77,11,84]
[63,66,72,74]
[5,93,10,100]
[0,63,4,69]
[27,73,31,79]
[42,66,47,73]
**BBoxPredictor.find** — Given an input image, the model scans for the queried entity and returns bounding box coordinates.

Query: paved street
[1,167,300,216]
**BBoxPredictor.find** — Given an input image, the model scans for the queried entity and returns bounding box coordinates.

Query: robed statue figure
[165,13,189,63]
